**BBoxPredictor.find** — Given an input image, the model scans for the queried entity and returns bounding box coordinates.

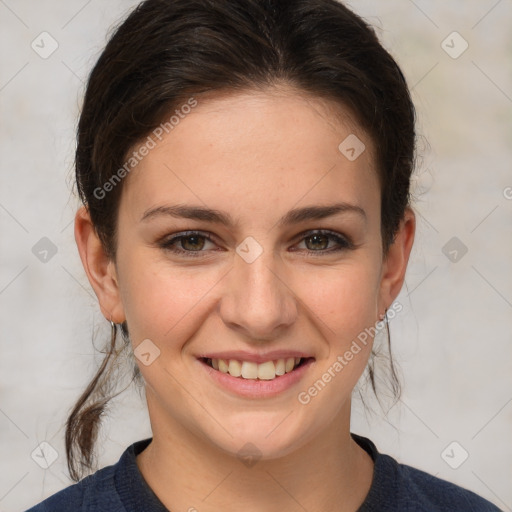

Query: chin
[200,410,318,463]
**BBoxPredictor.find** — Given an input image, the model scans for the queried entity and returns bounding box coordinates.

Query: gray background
[0,1,511,510]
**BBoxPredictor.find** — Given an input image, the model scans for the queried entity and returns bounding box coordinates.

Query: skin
[75,86,415,512]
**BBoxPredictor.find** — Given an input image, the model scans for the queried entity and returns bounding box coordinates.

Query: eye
[158,229,354,258]
[293,230,354,255]
[158,231,218,257]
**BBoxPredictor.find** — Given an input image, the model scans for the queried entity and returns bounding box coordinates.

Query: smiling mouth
[200,357,314,381]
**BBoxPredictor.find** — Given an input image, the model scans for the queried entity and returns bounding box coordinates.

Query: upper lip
[197,350,314,364]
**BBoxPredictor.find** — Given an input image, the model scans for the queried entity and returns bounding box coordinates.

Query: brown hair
[66,0,416,482]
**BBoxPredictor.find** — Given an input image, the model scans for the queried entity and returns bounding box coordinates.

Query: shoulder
[386,454,502,511]
[25,462,122,512]
[26,438,157,512]
[352,434,503,512]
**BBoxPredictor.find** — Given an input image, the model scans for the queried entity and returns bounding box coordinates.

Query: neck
[137,393,374,512]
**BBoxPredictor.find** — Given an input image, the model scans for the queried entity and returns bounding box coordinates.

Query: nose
[219,247,298,341]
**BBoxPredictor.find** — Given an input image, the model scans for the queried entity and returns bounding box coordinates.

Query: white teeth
[285,357,295,372]
[228,359,242,377]
[218,359,229,373]
[208,357,304,380]
[241,361,258,379]
[257,361,276,380]
[275,359,285,375]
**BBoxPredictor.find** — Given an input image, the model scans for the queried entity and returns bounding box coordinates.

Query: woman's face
[90,88,413,459]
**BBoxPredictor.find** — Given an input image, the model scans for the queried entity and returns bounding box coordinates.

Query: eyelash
[158,230,354,258]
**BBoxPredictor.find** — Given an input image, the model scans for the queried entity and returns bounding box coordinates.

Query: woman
[27,0,502,510]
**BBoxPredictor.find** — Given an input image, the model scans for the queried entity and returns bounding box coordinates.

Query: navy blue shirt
[26,434,502,511]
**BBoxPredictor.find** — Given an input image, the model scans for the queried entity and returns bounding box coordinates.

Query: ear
[378,206,416,315]
[74,206,125,323]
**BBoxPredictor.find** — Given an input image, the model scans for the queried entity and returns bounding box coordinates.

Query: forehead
[119,88,379,226]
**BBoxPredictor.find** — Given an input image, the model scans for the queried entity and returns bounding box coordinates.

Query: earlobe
[378,207,416,313]
[74,206,125,323]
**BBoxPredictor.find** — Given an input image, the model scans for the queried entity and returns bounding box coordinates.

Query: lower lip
[197,358,315,399]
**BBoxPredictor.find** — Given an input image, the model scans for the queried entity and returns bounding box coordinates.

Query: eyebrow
[140,202,367,228]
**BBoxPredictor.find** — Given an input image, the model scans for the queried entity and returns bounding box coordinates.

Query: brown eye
[180,234,206,251]
[159,229,353,259]
[304,233,330,251]
[159,231,217,257]
[295,230,353,255]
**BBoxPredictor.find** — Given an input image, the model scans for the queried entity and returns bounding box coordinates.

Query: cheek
[117,248,228,346]
[297,261,381,338]
[291,264,380,415]
[120,278,186,339]
[291,259,382,396]
[117,231,383,367]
